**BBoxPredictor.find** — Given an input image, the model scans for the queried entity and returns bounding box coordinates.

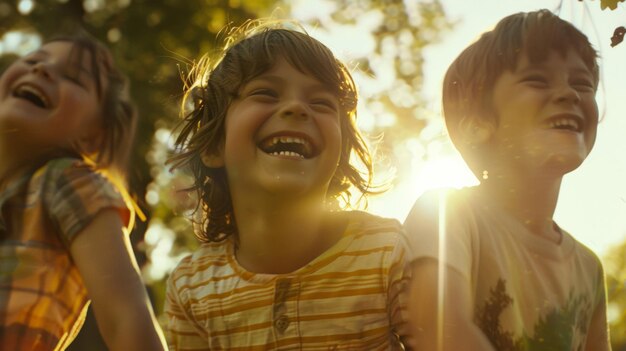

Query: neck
[231,192,341,274]
[0,136,52,189]
[478,167,563,242]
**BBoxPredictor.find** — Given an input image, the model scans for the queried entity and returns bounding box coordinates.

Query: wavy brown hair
[169,20,376,243]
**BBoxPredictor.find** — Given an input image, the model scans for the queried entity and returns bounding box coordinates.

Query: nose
[31,62,52,79]
[555,84,581,105]
[279,99,309,120]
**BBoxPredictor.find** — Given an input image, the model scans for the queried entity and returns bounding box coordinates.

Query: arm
[584,277,612,351]
[403,190,495,351]
[70,209,167,351]
[584,301,611,351]
[409,258,496,351]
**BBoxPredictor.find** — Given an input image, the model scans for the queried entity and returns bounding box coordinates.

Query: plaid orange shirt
[0,158,129,350]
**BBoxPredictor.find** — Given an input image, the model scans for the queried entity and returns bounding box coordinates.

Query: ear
[458,116,494,146]
[200,148,225,168]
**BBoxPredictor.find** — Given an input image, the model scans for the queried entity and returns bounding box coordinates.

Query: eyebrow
[25,49,47,57]
[26,48,94,77]
[517,63,593,76]
[251,74,332,93]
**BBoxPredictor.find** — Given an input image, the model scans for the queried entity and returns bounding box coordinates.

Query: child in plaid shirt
[0,32,166,350]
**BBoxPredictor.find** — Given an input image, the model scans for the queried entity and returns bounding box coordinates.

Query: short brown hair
[443,9,599,168]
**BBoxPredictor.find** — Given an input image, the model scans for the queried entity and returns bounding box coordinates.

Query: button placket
[272,278,298,335]
[274,314,290,332]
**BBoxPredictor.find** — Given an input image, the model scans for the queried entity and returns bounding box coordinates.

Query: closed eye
[246,88,279,102]
[310,98,338,112]
[522,75,548,87]
[249,88,277,97]
[21,52,46,66]
[20,50,47,67]
[571,79,595,92]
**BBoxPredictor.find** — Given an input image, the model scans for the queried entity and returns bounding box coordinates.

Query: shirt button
[274,314,290,332]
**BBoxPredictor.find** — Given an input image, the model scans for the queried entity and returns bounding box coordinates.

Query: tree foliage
[600,0,625,10]
[308,0,451,171]
[605,240,626,350]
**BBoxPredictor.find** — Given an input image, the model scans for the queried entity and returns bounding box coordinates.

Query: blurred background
[0,0,624,349]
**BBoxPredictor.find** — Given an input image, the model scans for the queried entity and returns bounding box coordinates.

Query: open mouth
[258,134,317,159]
[547,116,583,133]
[12,83,50,109]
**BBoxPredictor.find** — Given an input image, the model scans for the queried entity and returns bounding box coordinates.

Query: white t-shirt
[404,187,608,350]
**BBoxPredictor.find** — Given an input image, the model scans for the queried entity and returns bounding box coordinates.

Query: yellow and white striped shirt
[165,211,411,350]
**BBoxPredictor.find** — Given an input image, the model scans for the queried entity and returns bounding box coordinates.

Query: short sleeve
[403,188,476,281]
[42,158,130,247]
[594,256,608,311]
[165,256,210,350]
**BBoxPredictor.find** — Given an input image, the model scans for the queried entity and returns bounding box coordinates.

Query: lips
[12,83,51,109]
[258,133,318,159]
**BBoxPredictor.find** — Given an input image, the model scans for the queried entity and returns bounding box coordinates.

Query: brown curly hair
[169,20,376,243]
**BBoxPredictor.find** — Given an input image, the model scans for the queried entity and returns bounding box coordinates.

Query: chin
[262,175,330,200]
[261,176,311,194]
[542,152,587,175]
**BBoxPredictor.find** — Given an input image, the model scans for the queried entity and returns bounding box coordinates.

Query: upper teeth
[14,84,49,108]
[268,136,307,147]
[549,118,580,131]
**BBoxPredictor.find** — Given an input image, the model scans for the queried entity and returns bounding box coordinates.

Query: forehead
[514,48,592,75]
[41,40,108,96]
[32,41,89,65]
[252,57,329,88]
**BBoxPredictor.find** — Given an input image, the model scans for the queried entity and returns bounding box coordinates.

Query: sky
[293,0,626,258]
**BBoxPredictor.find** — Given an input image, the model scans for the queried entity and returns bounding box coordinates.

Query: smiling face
[0,40,103,165]
[483,48,598,177]
[211,57,342,201]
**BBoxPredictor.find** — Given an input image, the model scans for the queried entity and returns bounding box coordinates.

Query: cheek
[583,100,599,146]
[326,119,343,159]
[586,101,599,125]
[222,110,261,162]
[67,97,101,129]
[0,66,20,95]
[585,124,598,150]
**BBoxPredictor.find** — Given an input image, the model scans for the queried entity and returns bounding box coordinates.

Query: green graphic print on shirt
[475,279,593,351]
